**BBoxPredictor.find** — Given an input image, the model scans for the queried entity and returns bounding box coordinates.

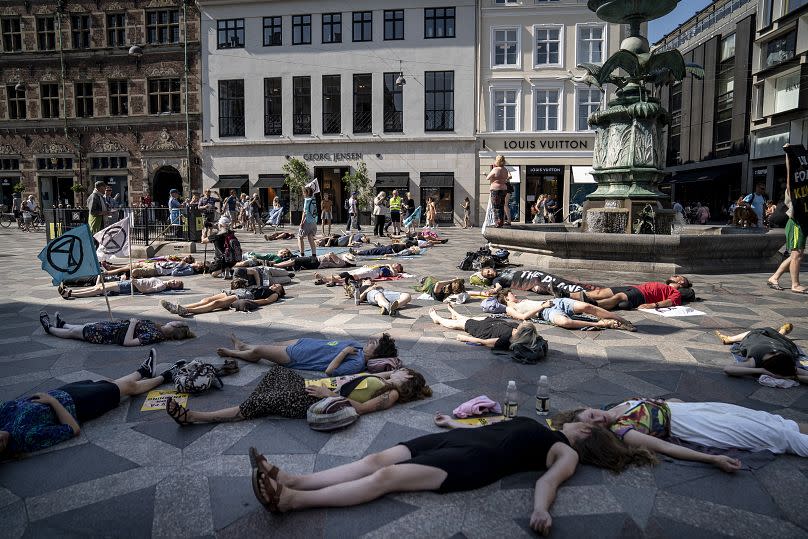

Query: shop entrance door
[315,166,350,222]
[525,166,564,222]
[38,176,75,209]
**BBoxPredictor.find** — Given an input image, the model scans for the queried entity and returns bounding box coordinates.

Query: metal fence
[43,207,204,244]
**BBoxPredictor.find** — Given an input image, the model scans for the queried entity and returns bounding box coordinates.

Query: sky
[648,0,714,43]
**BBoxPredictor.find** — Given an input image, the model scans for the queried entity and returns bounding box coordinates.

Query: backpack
[458,251,476,271]
[307,396,359,431]
[222,232,242,264]
[174,360,224,394]
[481,297,506,314]
[472,255,495,270]
[509,337,548,365]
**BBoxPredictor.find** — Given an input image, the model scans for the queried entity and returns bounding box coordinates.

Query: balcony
[293,113,311,135]
[425,110,454,131]
[383,110,403,133]
[323,111,341,134]
[353,111,372,134]
[264,113,282,136]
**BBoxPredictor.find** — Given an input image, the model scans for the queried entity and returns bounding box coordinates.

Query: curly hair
[368,333,397,359]
[370,368,433,403]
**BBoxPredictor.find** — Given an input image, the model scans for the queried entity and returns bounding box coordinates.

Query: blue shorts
[540,298,577,322]
[366,289,402,305]
[117,280,132,295]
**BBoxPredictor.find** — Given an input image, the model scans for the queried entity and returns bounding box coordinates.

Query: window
[263,16,282,46]
[146,10,179,44]
[0,158,20,170]
[774,71,800,114]
[495,0,521,3]
[720,33,735,61]
[322,75,341,134]
[75,82,94,118]
[293,76,311,134]
[109,80,128,116]
[322,13,342,44]
[577,24,604,64]
[668,82,682,165]
[1,18,22,52]
[37,157,72,170]
[6,85,25,119]
[384,10,404,40]
[493,28,519,67]
[91,156,127,169]
[106,13,126,47]
[424,7,455,39]
[535,25,562,67]
[576,87,601,131]
[37,17,56,51]
[353,74,372,133]
[148,78,181,114]
[492,89,518,131]
[217,19,244,49]
[292,15,311,45]
[71,15,91,49]
[264,77,282,135]
[383,73,403,132]
[787,0,808,14]
[425,71,454,131]
[40,83,59,118]
[534,87,560,131]
[764,31,796,69]
[219,80,245,137]
[353,11,372,42]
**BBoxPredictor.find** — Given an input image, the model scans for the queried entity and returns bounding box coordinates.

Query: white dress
[667,401,808,456]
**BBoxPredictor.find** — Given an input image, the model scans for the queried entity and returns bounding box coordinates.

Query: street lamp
[395,60,406,86]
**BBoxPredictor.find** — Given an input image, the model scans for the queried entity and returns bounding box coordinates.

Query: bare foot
[447,303,459,319]
[217,347,234,357]
[778,323,793,336]
[428,307,441,324]
[714,330,731,345]
[230,333,247,350]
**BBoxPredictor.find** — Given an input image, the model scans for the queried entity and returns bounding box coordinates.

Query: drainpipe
[183,0,192,193]
[474,0,480,225]
[56,2,68,141]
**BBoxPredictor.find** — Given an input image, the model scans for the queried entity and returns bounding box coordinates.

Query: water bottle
[504,380,518,418]
[536,375,550,416]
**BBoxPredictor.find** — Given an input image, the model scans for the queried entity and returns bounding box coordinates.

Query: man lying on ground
[501,291,636,331]
[58,276,184,299]
[162,283,286,316]
[350,243,422,257]
[233,266,294,286]
[553,275,693,311]
[103,259,204,278]
[348,279,413,316]
[236,248,294,267]
[314,263,404,286]
[272,252,356,272]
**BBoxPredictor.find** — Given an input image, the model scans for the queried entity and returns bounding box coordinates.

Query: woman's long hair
[370,368,432,403]
[161,322,195,341]
[367,333,397,359]
[575,426,658,473]
[509,321,539,350]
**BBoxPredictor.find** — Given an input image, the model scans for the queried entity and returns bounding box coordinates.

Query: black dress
[398,417,570,492]
[464,318,519,350]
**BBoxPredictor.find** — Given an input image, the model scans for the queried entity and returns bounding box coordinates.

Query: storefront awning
[667,169,723,184]
[211,175,249,189]
[505,166,521,184]
[571,166,596,184]
[375,173,410,189]
[420,173,454,187]
[253,174,285,188]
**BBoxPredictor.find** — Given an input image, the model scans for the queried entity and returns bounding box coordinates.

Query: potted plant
[282,157,310,225]
[70,182,87,207]
[341,161,373,225]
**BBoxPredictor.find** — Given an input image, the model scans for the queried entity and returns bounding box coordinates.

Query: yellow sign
[454,415,505,426]
[304,373,371,390]
[141,390,189,411]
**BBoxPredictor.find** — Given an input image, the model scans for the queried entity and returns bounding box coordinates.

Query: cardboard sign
[304,374,371,390]
[141,390,188,411]
[784,144,808,230]
[453,415,505,426]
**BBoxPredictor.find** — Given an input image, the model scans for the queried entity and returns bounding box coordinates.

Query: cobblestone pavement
[0,224,807,539]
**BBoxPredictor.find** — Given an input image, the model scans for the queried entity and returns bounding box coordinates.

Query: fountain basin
[484,225,786,274]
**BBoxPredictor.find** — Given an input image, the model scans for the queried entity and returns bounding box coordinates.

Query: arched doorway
[152,166,182,207]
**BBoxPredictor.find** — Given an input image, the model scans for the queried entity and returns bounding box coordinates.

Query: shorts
[117,280,132,295]
[610,286,645,309]
[390,210,400,222]
[293,256,321,271]
[58,380,121,422]
[366,289,402,305]
[398,433,495,493]
[785,219,806,252]
[299,221,317,237]
[540,298,578,323]
[321,212,332,221]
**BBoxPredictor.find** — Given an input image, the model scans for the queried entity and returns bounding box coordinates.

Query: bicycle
[0,205,15,228]
[21,210,45,232]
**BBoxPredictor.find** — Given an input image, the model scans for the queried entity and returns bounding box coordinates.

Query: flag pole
[98,273,113,320]
[128,212,134,297]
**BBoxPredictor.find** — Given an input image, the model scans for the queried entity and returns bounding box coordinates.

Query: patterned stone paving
[0,224,807,538]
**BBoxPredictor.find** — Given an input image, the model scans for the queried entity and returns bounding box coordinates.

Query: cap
[352,191,358,195]
[169,188,179,194]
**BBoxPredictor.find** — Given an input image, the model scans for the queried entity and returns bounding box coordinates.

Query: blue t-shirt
[169,197,181,224]
[303,197,317,224]
[0,390,77,453]
[286,338,365,375]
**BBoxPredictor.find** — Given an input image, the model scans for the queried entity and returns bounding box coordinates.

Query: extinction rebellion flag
[784,144,808,230]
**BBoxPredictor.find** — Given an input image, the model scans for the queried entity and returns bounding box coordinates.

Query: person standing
[198,189,219,223]
[744,183,767,228]
[485,155,510,227]
[372,191,389,237]
[249,193,263,234]
[321,193,333,236]
[462,197,471,228]
[298,186,318,257]
[389,190,402,235]
[425,196,437,228]
[224,189,239,223]
[672,200,684,218]
[87,180,108,234]
[11,191,22,228]
[696,203,711,225]
[544,195,558,223]
[347,191,359,232]
[168,188,183,226]
[405,192,417,233]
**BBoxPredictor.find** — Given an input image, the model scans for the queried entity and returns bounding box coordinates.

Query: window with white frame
[493,28,519,67]
[577,24,604,64]
[492,88,519,131]
[535,25,562,67]
[534,87,560,131]
[576,87,601,131]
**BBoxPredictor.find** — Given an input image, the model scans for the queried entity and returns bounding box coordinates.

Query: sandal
[249,447,282,513]
[39,311,51,334]
[614,320,637,332]
[165,397,192,426]
[767,281,785,291]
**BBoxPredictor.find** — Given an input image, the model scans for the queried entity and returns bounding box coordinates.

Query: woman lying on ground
[272,252,356,272]
[314,263,404,286]
[350,243,421,257]
[58,276,183,299]
[39,311,194,346]
[716,324,808,384]
[264,231,296,241]
[161,283,286,317]
[552,396,808,463]
[165,365,430,426]
[216,333,398,376]
[348,279,413,316]
[102,257,202,278]
[0,348,185,457]
[415,276,465,301]
[233,266,294,286]
[315,232,371,248]
[236,248,294,267]
[429,304,539,351]
[246,413,654,534]
[500,291,636,331]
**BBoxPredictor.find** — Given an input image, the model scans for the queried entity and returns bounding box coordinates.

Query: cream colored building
[477,0,625,222]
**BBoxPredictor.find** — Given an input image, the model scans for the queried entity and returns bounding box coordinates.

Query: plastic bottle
[504,380,518,418]
[536,375,550,416]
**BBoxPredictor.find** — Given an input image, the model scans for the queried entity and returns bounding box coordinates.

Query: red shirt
[634,282,682,306]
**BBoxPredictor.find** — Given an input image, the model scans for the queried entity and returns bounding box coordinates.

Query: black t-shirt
[406,199,416,212]
[464,318,519,350]
[769,204,789,228]
[737,328,799,366]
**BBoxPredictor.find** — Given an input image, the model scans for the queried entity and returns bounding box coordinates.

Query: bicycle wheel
[0,214,12,228]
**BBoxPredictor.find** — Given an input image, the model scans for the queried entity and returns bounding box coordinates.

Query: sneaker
[39,311,51,334]
[160,360,187,383]
[388,300,399,317]
[344,282,355,298]
[138,348,156,378]
[379,304,389,316]
[54,311,66,329]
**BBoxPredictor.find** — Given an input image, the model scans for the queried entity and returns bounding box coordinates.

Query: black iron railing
[323,111,341,134]
[264,113,282,135]
[353,111,372,133]
[293,113,311,134]
[425,110,454,131]
[383,110,403,132]
[43,207,203,244]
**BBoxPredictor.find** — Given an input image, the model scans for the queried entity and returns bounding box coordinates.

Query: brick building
[0,0,201,211]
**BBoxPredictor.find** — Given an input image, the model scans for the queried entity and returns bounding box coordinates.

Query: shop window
[420,174,454,224]
[773,70,800,114]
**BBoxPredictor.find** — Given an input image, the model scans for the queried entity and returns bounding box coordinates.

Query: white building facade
[477,0,625,222]
[198,0,477,225]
